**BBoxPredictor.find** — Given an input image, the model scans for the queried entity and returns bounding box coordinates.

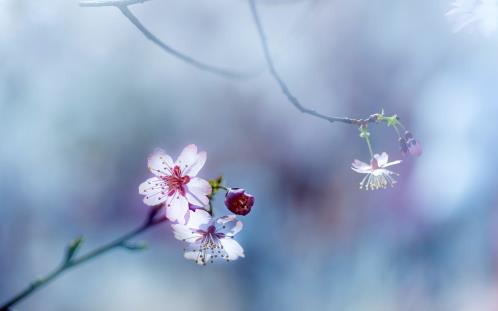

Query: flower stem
[218,185,229,191]
[392,124,401,138]
[0,206,167,311]
[365,135,374,158]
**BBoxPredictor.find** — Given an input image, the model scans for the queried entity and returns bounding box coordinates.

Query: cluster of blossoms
[139,144,254,265]
[447,0,498,35]
[351,112,422,191]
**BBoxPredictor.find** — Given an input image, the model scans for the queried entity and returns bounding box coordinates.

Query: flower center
[162,165,190,196]
[370,158,379,170]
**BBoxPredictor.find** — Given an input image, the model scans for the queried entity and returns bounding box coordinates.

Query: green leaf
[65,237,84,263]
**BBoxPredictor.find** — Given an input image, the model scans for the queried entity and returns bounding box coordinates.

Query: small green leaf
[65,237,84,263]
[208,176,223,198]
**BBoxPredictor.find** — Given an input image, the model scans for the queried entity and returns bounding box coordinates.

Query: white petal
[220,238,245,260]
[215,216,243,237]
[351,159,370,170]
[351,166,370,174]
[165,194,189,224]
[138,177,166,195]
[184,151,207,177]
[374,152,389,167]
[175,144,206,177]
[186,209,212,229]
[185,177,211,207]
[382,160,402,168]
[139,177,168,206]
[148,149,174,177]
[171,224,202,242]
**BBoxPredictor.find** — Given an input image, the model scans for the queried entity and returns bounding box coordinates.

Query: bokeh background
[1,0,498,310]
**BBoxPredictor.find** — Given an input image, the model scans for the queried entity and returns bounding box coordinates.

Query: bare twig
[79,0,151,7]
[79,1,260,80]
[247,0,376,126]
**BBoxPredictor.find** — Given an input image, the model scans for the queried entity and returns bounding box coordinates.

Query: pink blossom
[172,209,245,265]
[139,144,211,223]
[351,152,402,190]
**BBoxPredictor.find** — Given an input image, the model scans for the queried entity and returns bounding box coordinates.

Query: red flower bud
[224,188,254,216]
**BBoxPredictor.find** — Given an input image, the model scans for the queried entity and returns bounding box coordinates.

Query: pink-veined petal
[140,177,168,206]
[148,149,174,177]
[171,224,202,242]
[165,194,189,224]
[215,216,243,237]
[185,177,211,207]
[220,238,245,260]
[139,177,166,195]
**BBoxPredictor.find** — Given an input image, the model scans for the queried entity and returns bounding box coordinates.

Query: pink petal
[352,159,370,170]
[220,238,245,260]
[165,194,189,224]
[374,152,389,167]
[148,149,174,177]
[139,177,168,206]
[175,144,206,177]
[186,209,212,229]
[171,224,202,242]
[185,177,211,207]
[138,177,165,195]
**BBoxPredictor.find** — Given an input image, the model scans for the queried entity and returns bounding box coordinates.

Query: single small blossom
[172,209,245,265]
[351,152,402,190]
[446,0,498,35]
[224,188,255,216]
[139,144,212,224]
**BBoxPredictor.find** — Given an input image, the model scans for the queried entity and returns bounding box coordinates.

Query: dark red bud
[224,188,254,216]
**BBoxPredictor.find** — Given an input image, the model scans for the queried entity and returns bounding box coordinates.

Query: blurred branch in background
[0,206,167,311]
[79,0,261,80]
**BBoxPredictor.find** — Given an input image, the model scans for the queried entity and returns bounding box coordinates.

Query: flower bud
[403,130,422,157]
[224,188,254,216]
[399,137,408,156]
[404,130,414,140]
[407,138,423,157]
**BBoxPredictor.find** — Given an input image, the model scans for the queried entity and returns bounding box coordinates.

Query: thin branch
[79,1,260,80]
[247,0,376,126]
[79,0,152,7]
[0,206,167,311]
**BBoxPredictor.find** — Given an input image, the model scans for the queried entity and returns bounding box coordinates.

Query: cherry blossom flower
[351,152,402,190]
[224,188,255,216]
[139,144,212,223]
[172,209,245,265]
[446,0,498,35]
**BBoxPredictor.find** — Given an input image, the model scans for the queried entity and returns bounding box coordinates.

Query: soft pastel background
[1,0,498,310]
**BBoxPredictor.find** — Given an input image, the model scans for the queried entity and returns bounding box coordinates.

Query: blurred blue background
[1,0,498,310]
